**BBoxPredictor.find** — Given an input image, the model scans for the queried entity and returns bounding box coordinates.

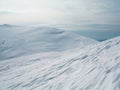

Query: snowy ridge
[0,26,98,60]
[0,36,120,90]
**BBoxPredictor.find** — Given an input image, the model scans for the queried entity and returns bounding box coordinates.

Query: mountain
[0,26,98,60]
[0,24,17,27]
[0,36,120,90]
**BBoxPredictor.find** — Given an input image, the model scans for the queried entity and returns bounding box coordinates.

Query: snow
[0,25,98,60]
[0,36,120,90]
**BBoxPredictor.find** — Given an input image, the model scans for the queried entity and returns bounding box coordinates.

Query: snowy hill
[0,25,98,60]
[0,36,120,90]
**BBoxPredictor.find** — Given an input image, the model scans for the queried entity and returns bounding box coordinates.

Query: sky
[0,0,120,31]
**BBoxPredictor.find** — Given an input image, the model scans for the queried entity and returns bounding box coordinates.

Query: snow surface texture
[0,25,98,60]
[0,36,120,90]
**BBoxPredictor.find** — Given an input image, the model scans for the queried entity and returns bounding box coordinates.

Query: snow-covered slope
[0,25,98,60]
[0,36,120,90]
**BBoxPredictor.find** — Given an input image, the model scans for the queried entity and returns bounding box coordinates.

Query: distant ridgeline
[73,30,120,41]
[0,24,17,27]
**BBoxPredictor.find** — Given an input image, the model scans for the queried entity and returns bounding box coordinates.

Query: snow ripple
[0,37,120,90]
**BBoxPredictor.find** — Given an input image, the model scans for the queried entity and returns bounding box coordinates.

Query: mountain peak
[0,24,16,27]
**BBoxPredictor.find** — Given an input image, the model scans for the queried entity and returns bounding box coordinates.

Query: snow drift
[0,36,120,90]
[0,25,98,60]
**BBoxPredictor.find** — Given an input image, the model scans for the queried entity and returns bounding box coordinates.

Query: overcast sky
[0,0,120,30]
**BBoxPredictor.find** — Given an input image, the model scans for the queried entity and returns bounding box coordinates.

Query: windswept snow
[0,25,98,60]
[0,36,120,90]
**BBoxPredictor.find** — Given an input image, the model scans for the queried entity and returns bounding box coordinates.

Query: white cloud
[0,0,120,30]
